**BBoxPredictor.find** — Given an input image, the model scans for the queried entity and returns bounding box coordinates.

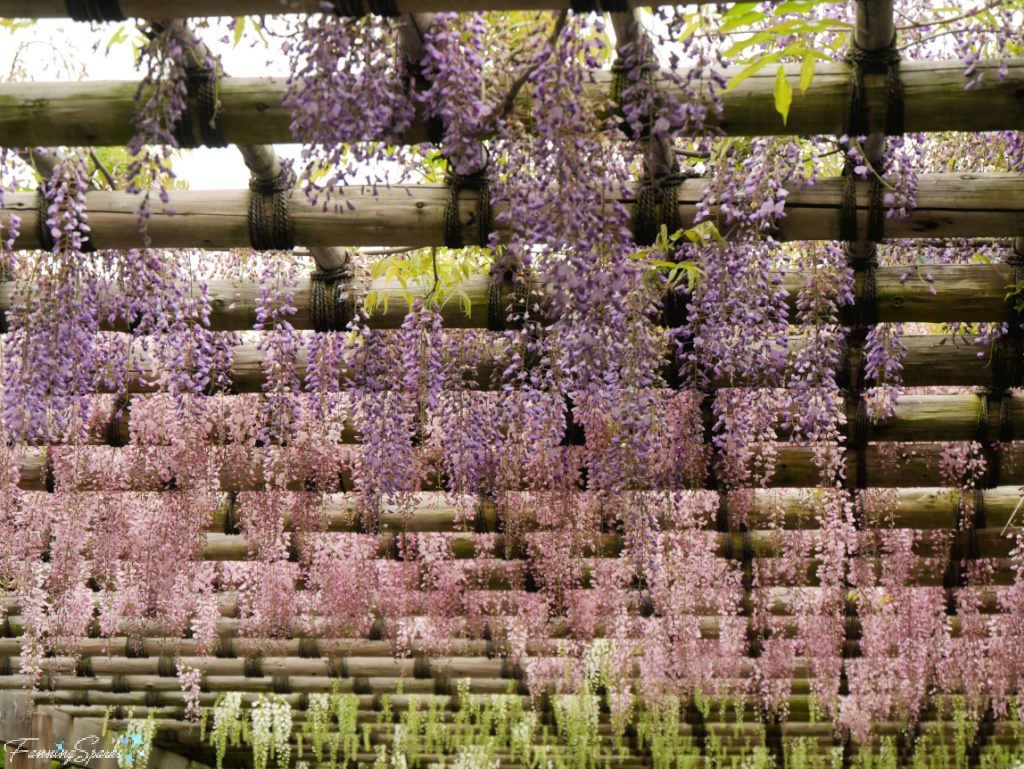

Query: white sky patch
[0,16,304,190]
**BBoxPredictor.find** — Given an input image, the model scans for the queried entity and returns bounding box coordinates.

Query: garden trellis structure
[0,1,1022,769]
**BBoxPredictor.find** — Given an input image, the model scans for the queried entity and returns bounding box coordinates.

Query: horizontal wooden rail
[1,174,1021,251]
[0,264,1016,334]
[203,486,1024,534]
[0,60,1019,148]
[0,0,664,16]
[65,392,1024,448]
[13,441,1024,490]
[56,335,1024,395]
[0,585,1005,637]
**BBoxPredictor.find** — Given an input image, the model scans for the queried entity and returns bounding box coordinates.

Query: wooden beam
[0,0,670,16]
[37,334,1024,396]
[8,435,1024,491]
[0,173,1021,251]
[55,391,1024,449]
[0,60,1019,148]
[0,264,1017,334]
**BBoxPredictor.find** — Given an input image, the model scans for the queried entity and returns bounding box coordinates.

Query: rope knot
[443,164,492,249]
[248,171,295,252]
[311,265,354,333]
[633,166,700,247]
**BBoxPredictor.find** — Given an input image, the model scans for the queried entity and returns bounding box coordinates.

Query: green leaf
[724,53,781,92]
[724,31,773,59]
[719,10,768,33]
[774,0,819,14]
[799,55,816,92]
[232,16,246,48]
[105,25,129,54]
[774,64,793,124]
[719,2,759,20]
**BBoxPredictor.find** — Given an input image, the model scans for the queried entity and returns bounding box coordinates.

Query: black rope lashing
[173,67,227,150]
[310,266,354,333]
[839,36,904,244]
[487,270,531,332]
[108,396,128,448]
[0,264,9,336]
[487,278,504,332]
[157,657,178,678]
[248,173,295,252]
[330,657,349,679]
[298,638,321,659]
[244,656,264,678]
[214,638,235,658]
[273,676,292,694]
[443,166,492,249]
[75,658,94,678]
[71,691,89,707]
[354,676,372,695]
[112,675,129,694]
[1000,395,1014,444]
[64,0,125,22]
[843,36,905,141]
[633,169,696,248]
[844,396,870,490]
[145,692,164,708]
[329,0,400,17]
[414,657,431,679]
[569,0,631,14]
[125,636,148,659]
[37,192,56,253]
[976,388,1002,488]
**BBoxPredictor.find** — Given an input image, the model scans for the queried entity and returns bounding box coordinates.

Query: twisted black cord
[839,37,903,243]
[37,191,56,253]
[570,0,630,13]
[487,270,531,331]
[443,166,493,249]
[843,36,904,140]
[330,0,400,16]
[633,168,696,247]
[64,0,125,22]
[108,396,128,448]
[487,278,504,332]
[0,262,9,335]
[310,266,354,333]
[248,172,295,252]
[173,67,227,149]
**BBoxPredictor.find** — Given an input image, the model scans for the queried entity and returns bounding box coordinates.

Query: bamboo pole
[0,484,1006,536]
[203,486,1024,534]
[1,174,1022,252]
[0,0,671,16]
[0,585,1006,628]
[38,334,1024,395]
[68,392,1024,449]
[0,60,1020,148]
[12,440,1024,491]
[0,264,1017,334]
